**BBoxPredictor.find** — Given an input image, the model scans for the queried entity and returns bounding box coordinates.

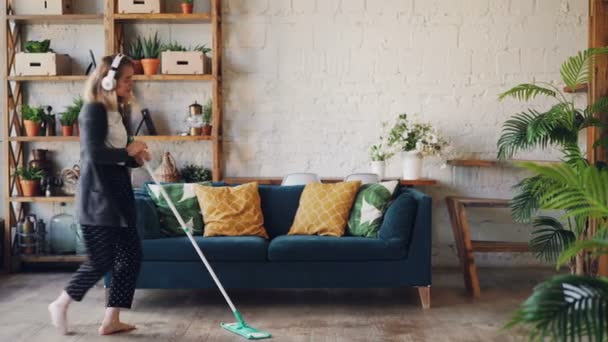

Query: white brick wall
[1,0,588,266]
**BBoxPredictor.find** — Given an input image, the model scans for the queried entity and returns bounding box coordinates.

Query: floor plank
[0,268,552,341]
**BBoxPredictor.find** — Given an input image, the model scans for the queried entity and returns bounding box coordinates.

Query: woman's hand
[134,150,151,166]
[126,141,147,157]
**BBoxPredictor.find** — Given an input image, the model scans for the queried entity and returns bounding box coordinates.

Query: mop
[143,162,272,340]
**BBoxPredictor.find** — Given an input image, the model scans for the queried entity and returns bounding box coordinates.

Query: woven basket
[154,152,180,182]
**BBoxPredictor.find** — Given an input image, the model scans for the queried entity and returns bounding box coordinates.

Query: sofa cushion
[267,235,406,261]
[288,181,361,237]
[378,191,418,247]
[347,180,399,238]
[195,182,269,238]
[259,185,304,238]
[142,236,269,261]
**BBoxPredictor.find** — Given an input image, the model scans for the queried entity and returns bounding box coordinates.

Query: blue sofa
[110,184,432,308]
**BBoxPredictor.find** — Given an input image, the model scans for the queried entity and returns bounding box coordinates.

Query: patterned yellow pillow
[288,181,362,237]
[194,182,269,238]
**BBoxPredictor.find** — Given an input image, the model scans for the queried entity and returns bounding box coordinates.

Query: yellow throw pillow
[194,182,269,238]
[288,181,362,237]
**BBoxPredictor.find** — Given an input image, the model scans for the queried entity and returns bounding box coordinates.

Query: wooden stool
[445,197,529,297]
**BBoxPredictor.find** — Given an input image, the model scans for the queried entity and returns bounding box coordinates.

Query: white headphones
[101,54,125,91]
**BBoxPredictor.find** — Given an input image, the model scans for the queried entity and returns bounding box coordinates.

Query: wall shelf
[6,14,104,24]
[8,135,218,142]
[9,196,75,203]
[223,177,438,186]
[21,255,86,263]
[113,13,212,23]
[7,76,89,82]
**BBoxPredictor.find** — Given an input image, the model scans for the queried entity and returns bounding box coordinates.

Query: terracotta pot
[132,60,144,75]
[202,125,212,136]
[20,179,39,197]
[181,3,193,13]
[62,125,73,137]
[141,58,160,75]
[73,122,79,136]
[23,120,41,137]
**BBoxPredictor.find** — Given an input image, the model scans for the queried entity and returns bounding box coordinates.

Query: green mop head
[221,311,271,340]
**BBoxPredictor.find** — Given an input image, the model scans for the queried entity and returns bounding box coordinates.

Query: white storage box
[118,0,162,14]
[161,51,204,75]
[15,53,71,76]
[13,0,73,15]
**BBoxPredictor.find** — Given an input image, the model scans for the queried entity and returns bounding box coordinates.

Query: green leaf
[561,48,608,91]
[498,84,557,102]
[530,217,576,263]
[506,275,608,342]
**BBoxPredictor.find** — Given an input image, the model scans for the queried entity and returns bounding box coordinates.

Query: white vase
[370,161,386,180]
[401,151,423,180]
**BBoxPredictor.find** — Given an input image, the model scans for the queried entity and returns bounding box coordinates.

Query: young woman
[48,54,151,335]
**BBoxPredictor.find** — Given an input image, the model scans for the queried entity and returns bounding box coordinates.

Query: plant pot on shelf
[20,179,40,197]
[181,3,193,13]
[141,58,160,75]
[132,60,144,75]
[401,151,423,180]
[61,125,73,137]
[23,120,41,137]
[201,125,212,136]
[370,160,386,180]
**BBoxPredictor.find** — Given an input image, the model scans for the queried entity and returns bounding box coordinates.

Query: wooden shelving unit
[2,0,224,269]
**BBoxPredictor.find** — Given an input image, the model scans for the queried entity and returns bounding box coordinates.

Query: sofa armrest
[135,196,163,240]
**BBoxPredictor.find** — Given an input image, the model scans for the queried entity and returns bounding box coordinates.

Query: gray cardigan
[75,102,140,227]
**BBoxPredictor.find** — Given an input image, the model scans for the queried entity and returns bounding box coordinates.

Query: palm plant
[128,37,143,60]
[497,48,608,265]
[506,162,608,341]
[142,33,162,59]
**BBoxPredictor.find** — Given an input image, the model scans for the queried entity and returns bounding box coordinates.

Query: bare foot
[98,321,136,335]
[48,301,68,335]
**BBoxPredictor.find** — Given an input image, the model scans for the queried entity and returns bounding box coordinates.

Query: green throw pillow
[146,182,211,237]
[347,181,399,237]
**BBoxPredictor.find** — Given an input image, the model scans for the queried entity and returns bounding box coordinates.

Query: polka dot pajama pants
[65,225,142,309]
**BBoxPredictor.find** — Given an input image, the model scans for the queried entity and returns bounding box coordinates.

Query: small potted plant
[21,104,45,137]
[59,110,78,136]
[14,166,45,197]
[128,37,144,75]
[387,113,448,180]
[368,133,394,180]
[201,99,212,136]
[181,0,194,14]
[180,164,212,183]
[141,33,162,76]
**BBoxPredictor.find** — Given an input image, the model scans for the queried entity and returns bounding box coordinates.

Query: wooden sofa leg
[417,286,431,309]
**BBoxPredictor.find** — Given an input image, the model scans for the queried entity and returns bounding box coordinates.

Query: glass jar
[49,203,76,254]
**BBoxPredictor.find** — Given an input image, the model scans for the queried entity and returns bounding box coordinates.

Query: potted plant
[21,104,45,137]
[14,166,45,197]
[180,164,212,183]
[128,37,144,75]
[201,99,212,136]
[386,114,447,180]
[59,110,78,136]
[141,33,162,76]
[181,0,194,14]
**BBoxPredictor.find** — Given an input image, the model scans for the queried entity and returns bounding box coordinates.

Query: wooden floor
[0,267,551,341]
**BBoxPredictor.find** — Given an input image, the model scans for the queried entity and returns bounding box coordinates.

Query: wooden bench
[445,196,529,298]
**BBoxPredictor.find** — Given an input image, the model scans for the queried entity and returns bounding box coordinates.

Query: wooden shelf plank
[7,14,104,24]
[470,241,530,253]
[132,74,214,81]
[447,159,562,168]
[222,177,437,186]
[113,13,212,23]
[21,255,86,263]
[9,196,75,203]
[564,84,588,93]
[9,135,216,142]
[7,75,88,82]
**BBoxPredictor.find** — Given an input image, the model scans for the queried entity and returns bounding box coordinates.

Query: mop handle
[143,162,238,314]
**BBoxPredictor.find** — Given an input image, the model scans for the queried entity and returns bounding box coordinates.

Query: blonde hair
[83,54,134,112]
